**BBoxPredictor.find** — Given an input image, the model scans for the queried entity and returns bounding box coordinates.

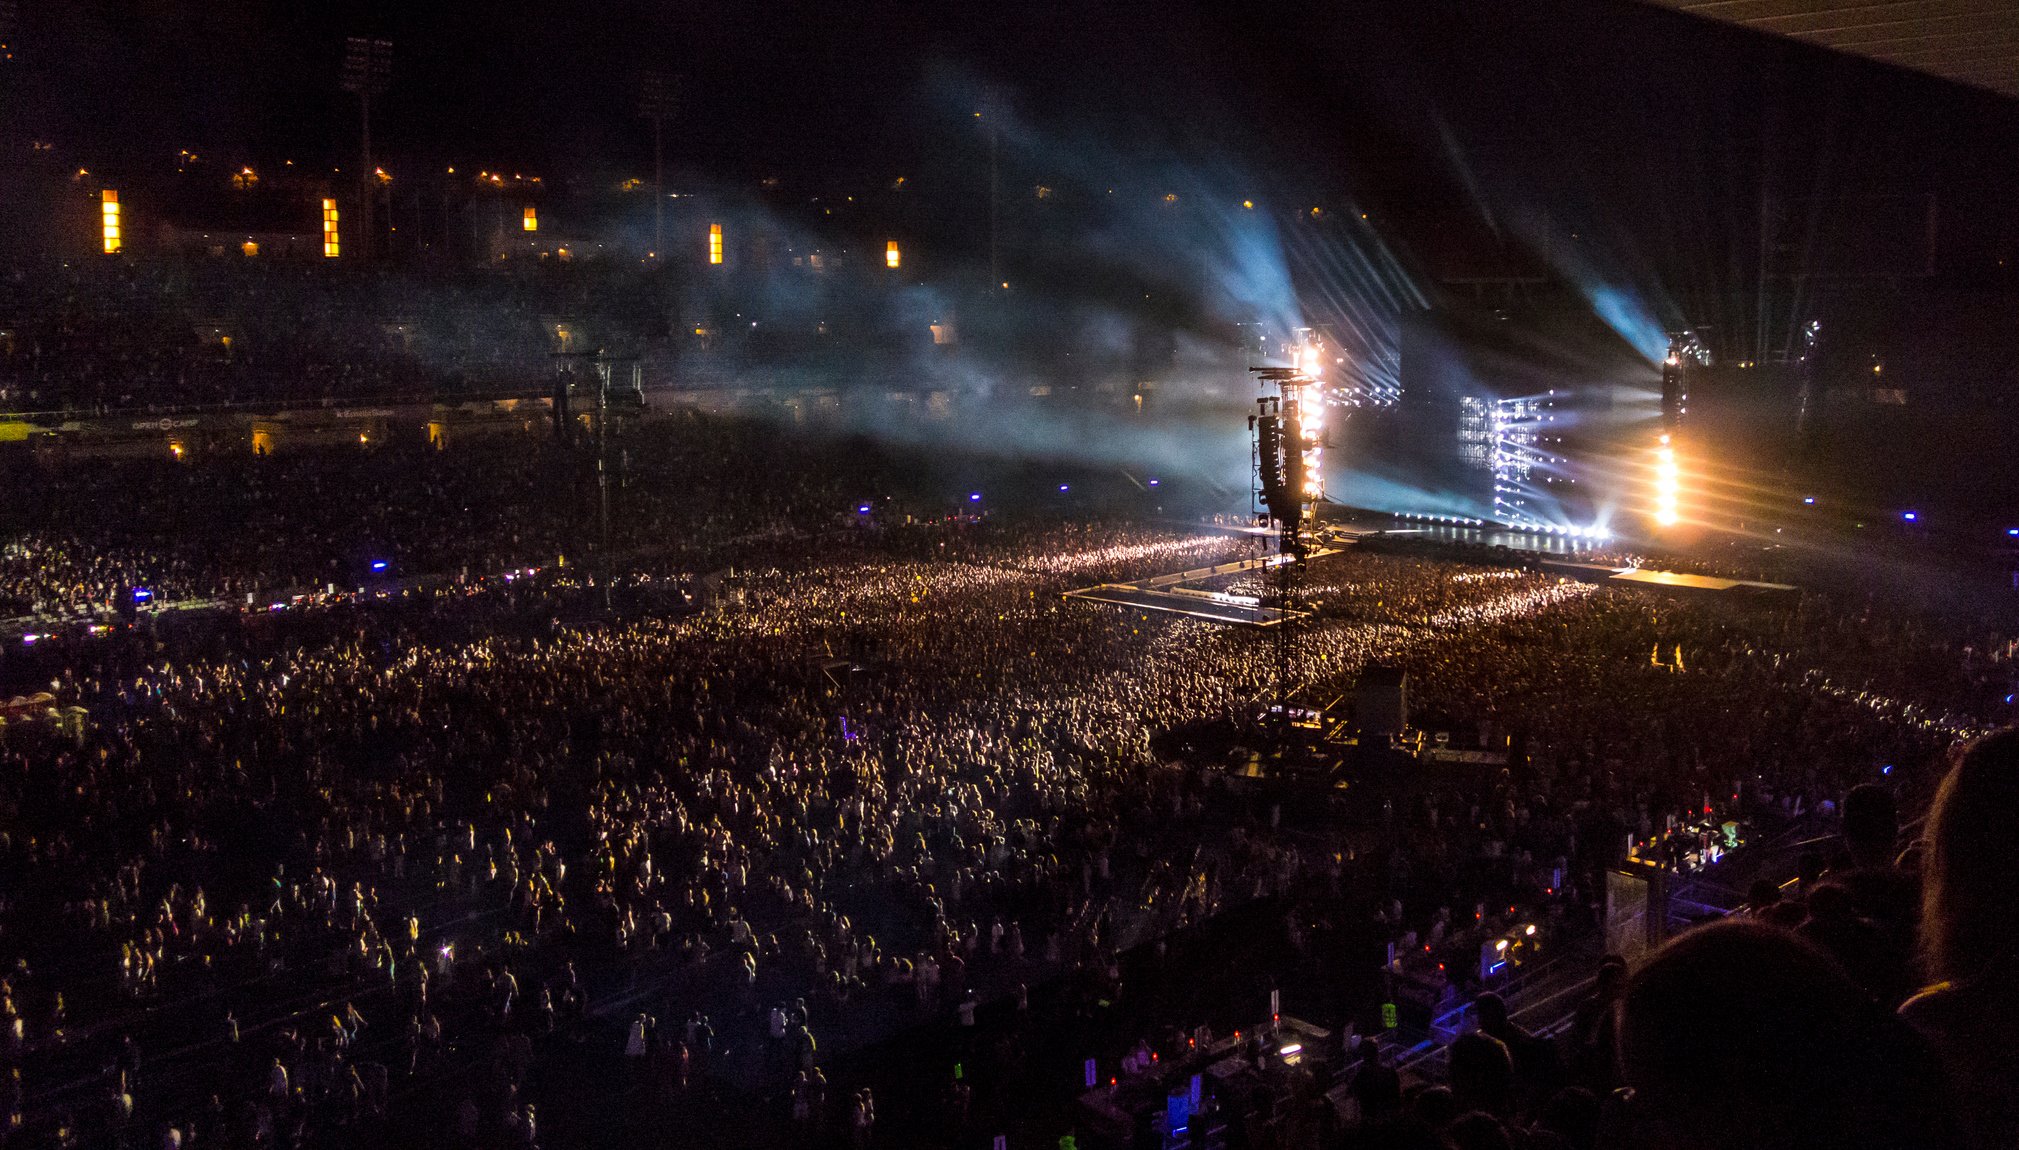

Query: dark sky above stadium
[9,0,2019,298]
[14,0,2014,179]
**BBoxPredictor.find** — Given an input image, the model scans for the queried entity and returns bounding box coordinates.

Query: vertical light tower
[1248,342,1328,748]
[340,37,392,261]
[977,88,1002,288]
[1655,332,1708,529]
[638,72,678,259]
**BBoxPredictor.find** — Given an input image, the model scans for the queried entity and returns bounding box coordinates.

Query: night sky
[8,0,2019,335]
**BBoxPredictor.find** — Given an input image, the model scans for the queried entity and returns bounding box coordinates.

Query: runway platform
[1539,559,1799,600]
[1064,548,1341,627]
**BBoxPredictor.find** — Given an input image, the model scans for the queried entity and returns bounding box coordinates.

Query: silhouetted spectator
[1795,883,1895,1002]
[1618,920,1957,1150]
[1474,992,1557,1102]
[1442,1110,1513,1150]
[1533,1086,1599,1150]
[1840,783,1899,870]
[1902,727,2019,1150]
[1567,956,1625,1091]
[1410,1085,1459,1131]
[1448,1033,1514,1121]
[1351,1037,1403,1123]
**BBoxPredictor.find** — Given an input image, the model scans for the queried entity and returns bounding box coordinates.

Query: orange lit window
[321,198,340,258]
[708,223,723,265]
[523,206,538,232]
[885,240,900,269]
[100,190,121,254]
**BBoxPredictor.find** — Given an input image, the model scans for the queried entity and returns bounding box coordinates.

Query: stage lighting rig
[1246,344,1331,745]
[1661,331,1710,433]
[1251,345,1326,558]
[1649,332,1710,530]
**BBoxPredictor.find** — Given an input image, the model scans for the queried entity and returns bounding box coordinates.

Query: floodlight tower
[977,88,1003,288]
[1793,319,1820,449]
[638,72,679,258]
[1653,331,1709,530]
[554,349,643,611]
[1249,340,1328,742]
[341,37,393,261]
[1660,330,1709,434]
[1251,342,1327,558]
[1,1,20,166]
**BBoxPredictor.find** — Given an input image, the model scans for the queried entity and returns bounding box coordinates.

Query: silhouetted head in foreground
[1920,726,2019,987]
[1842,782,1899,870]
[1617,920,1955,1150]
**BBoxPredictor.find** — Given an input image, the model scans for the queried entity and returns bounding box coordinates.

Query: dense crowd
[0,415,2010,1150]
[0,259,672,414]
[0,416,869,620]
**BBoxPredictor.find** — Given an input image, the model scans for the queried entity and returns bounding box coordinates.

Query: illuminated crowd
[0,416,862,621]
[0,426,2008,1149]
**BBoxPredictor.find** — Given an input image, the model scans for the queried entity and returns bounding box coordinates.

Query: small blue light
[1147,478,1160,487]
[969,492,982,502]
[2007,528,2018,537]
[370,560,388,572]
[1058,484,1070,492]
[1802,497,1815,505]
[1882,764,1893,776]
[2006,694,2014,705]
[1902,511,1917,522]
[857,504,871,514]
[131,588,152,602]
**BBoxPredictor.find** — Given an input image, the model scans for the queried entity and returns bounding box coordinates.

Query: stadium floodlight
[638,71,678,256]
[340,37,392,260]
